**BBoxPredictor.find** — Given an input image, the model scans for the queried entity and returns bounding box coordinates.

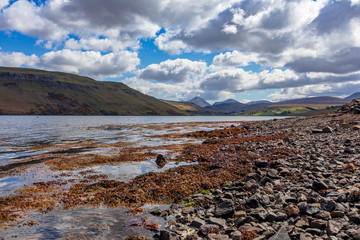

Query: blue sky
[1,0,360,103]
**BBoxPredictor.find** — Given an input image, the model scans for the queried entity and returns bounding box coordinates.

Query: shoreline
[0,112,359,239]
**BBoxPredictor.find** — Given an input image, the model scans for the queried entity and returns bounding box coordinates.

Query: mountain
[213,99,239,105]
[0,67,189,115]
[162,100,216,115]
[246,100,272,105]
[188,97,210,107]
[206,101,246,114]
[275,96,348,105]
[345,92,360,101]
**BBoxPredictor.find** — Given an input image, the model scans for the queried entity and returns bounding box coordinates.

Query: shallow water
[0,115,287,239]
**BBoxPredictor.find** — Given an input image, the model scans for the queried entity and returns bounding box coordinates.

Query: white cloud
[138,59,206,83]
[39,50,139,79]
[0,49,140,80]
[0,51,39,67]
[212,50,262,67]
[0,0,9,10]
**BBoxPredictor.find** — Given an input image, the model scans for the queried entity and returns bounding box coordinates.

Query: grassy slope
[162,100,217,115]
[0,67,190,115]
[240,104,340,116]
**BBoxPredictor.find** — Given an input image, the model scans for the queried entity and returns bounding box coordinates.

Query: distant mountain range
[0,67,189,115]
[185,95,358,115]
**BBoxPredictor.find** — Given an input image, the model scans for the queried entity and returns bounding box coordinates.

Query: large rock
[269,226,291,240]
[312,179,328,191]
[214,200,235,218]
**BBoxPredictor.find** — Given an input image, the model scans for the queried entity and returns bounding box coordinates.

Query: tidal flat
[0,116,285,239]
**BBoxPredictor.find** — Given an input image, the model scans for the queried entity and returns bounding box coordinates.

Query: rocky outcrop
[339,97,360,114]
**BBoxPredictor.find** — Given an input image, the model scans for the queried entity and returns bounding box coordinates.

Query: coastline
[0,112,359,239]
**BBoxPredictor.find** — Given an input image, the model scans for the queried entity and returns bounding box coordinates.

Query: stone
[231,231,243,240]
[246,173,261,182]
[285,205,300,217]
[350,229,360,240]
[246,198,260,208]
[255,159,269,168]
[199,224,220,236]
[306,205,321,216]
[322,126,334,133]
[190,218,206,229]
[156,154,167,166]
[326,220,342,236]
[214,200,235,218]
[269,226,291,240]
[330,211,344,218]
[305,228,322,236]
[160,230,180,240]
[207,217,227,229]
[208,234,230,240]
[295,219,309,229]
[343,162,356,172]
[310,219,326,229]
[320,198,336,212]
[312,179,328,191]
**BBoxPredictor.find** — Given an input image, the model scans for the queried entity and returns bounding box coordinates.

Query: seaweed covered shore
[0,109,360,239]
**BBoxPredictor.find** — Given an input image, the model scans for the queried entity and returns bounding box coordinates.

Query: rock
[190,218,206,229]
[330,210,344,218]
[207,217,227,229]
[305,228,322,236]
[214,200,235,218]
[208,233,230,240]
[343,162,356,172]
[246,197,260,208]
[285,205,300,217]
[312,179,328,191]
[305,204,321,216]
[156,154,167,166]
[246,173,261,182]
[199,224,220,236]
[231,231,243,240]
[312,129,324,134]
[310,219,326,229]
[159,230,180,240]
[350,229,360,240]
[295,219,309,229]
[269,226,291,240]
[182,206,195,215]
[322,126,334,133]
[320,198,336,212]
[326,220,342,236]
[315,211,331,220]
[255,159,269,168]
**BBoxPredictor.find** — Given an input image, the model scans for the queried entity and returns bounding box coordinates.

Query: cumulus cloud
[0,51,39,67]
[212,50,263,67]
[0,49,140,79]
[269,80,360,101]
[39,50,140,79]
[138,59,206,83]
[0,0,9,9]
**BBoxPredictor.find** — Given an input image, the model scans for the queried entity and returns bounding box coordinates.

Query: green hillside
[161,100,217,115]
[0,67,190,115]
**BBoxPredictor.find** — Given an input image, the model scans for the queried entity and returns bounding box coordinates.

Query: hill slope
[162,100,216,115]
[188,97,210,107]
[0,67,189,115]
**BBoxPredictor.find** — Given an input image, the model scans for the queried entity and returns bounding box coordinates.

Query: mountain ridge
[0,67,189,116]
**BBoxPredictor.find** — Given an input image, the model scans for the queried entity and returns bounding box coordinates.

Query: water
[0,115,287,239]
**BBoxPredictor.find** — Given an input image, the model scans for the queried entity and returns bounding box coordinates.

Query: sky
[0,0,360,103]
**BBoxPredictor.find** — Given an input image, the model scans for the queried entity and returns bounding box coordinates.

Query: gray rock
[310,219,326,229]
[306,205,321,216]
[214,200,235,218]
[322,126,334,133]
[246,173,261,182]
[190,218,206,229]
[269,226,291,240]
[207,217,227,229]
[326,220,342,236]
[320,198,336,212]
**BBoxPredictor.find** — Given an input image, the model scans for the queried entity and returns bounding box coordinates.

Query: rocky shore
[149,110,360,239]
